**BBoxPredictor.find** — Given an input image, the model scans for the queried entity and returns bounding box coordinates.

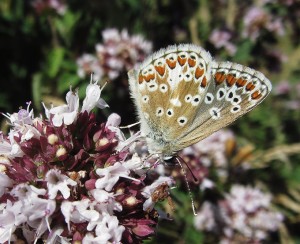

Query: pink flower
[0,81,172,243]
[194,185,283,243]
[77,54,103,81]
[77,28,152,81]
[274,81,291,95]
[209,29,237,55]
[31,0,66,15]
[243,7,284,40]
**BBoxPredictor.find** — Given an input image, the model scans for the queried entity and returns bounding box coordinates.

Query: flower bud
[48,134,59,145]
[56,146,67,158]
[124,196,138,207]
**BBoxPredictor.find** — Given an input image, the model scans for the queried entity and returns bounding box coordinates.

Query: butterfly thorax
[146,133,176,157]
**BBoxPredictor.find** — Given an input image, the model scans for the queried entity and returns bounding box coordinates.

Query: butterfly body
[128,44,272,158]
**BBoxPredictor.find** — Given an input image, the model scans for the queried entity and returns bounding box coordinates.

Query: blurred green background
[1,0,300,243]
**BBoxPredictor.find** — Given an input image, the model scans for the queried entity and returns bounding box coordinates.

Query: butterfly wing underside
[128,44,272,154]
[178,61,272,149]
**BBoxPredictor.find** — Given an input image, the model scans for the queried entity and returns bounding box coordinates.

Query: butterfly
[128,44,272,162]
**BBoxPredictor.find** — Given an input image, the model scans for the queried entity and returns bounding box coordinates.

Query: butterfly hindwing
[177,61,272,149]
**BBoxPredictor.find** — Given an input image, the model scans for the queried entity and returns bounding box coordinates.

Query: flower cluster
[194,185,283,243]
[243,6,284,40]
[274,81,300,110]
[209,29,237,55]
[77,28,153,81]
[31,0,66,15]
[0,81,173,243]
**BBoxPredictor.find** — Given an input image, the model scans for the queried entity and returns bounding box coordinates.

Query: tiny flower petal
[45,169,77,199]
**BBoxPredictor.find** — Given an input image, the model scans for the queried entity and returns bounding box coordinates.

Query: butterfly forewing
[128,44,272,155]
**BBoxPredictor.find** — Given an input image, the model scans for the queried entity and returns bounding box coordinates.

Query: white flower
[2,101,34,126]
[227,185,271,213]
[81,80,109,113]
[46,227,70,244]
[95,162,139,191]
[142,176,174,211]
[200,178,214,190]
[76,54,104,81]
[0,173,13,197]
[23,197,56,234]
[105,113,127,143]
[94,214,125,243]
[61,199,93,230]
[43,88,79,127]
[115,131,142,153]
[194,202,217,231]
[82,232,111,244]
[90,189,122,214]
[11,183,46,200]
[0,105,41,158]
[45,169,77,199]
[0,208,16,243]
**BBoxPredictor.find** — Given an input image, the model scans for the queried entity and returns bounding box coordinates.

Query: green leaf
[32,73,42,110]
[57,73,81,93]
[234,40,254,63]
[46,47,65,78]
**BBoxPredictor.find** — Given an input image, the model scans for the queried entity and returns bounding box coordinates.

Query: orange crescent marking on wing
[188,58,196,67]
[155,65,166,76]
[166,59,177,69]
[195,66,204,79]
[251,91,262,100]
[226,74,236,87]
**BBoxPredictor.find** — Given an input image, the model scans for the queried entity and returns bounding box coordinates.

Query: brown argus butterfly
[128,44,272,161]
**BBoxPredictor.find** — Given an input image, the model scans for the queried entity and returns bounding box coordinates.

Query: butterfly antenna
[176,155,198,183]
[175,156,198,216]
